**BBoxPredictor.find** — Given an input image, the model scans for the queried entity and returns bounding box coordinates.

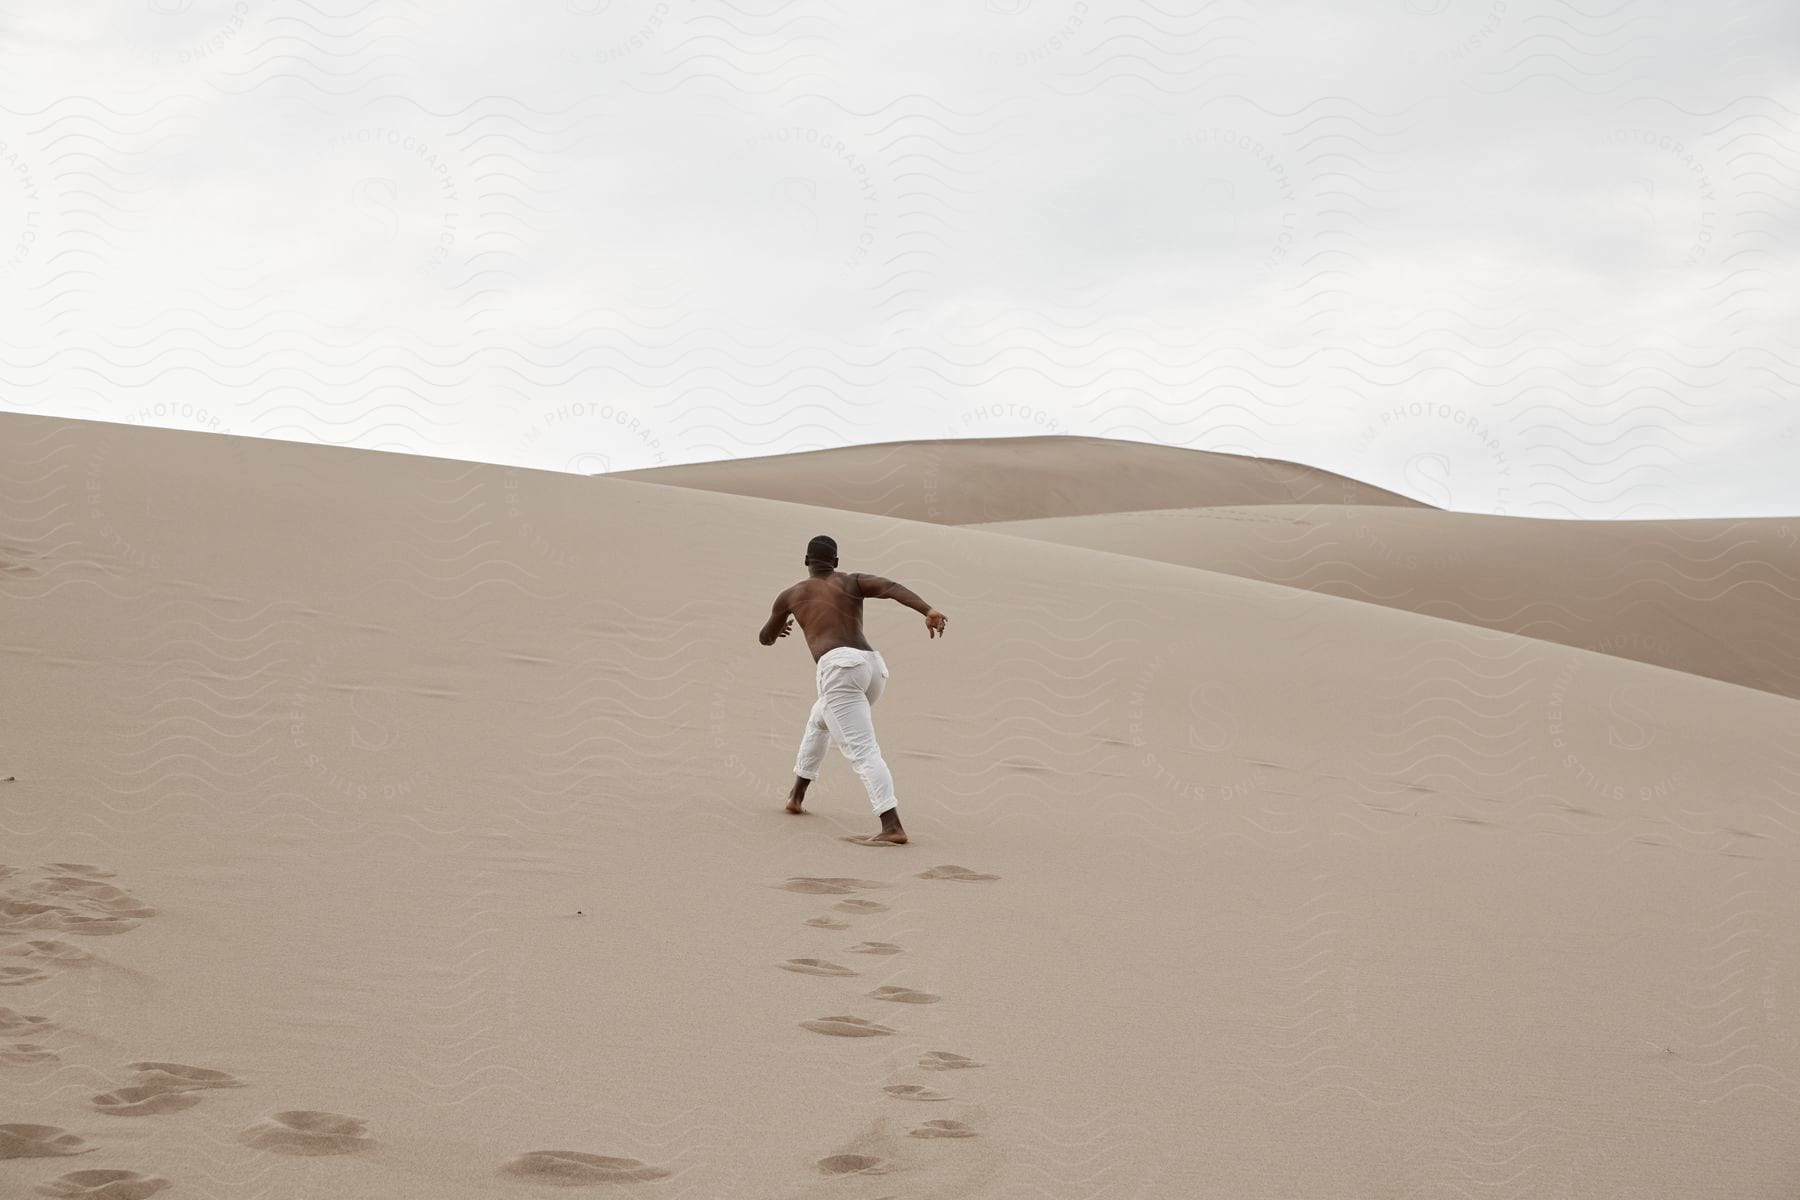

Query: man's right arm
[757,588,794,646]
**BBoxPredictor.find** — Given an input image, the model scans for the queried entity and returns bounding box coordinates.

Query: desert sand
[3,414,1798,1198]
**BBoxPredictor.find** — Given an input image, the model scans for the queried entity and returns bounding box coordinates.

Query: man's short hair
[805,534,838,564]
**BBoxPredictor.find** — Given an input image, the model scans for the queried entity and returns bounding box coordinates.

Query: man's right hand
[925,609,948,639]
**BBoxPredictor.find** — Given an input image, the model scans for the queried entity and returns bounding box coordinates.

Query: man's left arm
[758,589,794,646]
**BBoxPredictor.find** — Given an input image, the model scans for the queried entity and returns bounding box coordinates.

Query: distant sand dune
[615,436,1428,523]
[977,504,1800,699]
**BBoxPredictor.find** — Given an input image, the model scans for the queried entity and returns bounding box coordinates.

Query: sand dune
[976,504,1800,702]
[2,413,1798,1197]
[614,435,1428,524]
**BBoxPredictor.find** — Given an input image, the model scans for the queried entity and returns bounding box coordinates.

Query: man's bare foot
[785,775,811,814]
[869,807,907,845]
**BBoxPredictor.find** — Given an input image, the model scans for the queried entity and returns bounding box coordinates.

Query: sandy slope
[2,414,1798,1198]
[975,504,1800,702]
[613,436,1427,524]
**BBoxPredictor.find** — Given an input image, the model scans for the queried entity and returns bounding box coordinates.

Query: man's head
[804,534,838,573]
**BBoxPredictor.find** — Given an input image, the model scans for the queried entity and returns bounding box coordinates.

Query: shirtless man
[758,534,948,845]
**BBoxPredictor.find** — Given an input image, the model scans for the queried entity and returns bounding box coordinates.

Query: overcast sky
[3,1,1797,517]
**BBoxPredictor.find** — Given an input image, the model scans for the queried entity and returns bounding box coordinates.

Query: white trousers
[793,646,896,814]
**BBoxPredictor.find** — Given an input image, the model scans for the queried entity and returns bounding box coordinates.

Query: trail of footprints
[0,865,145,996]
[2,855,1001,1189]
[779,866,1001,1176]
[0,862,671,1192]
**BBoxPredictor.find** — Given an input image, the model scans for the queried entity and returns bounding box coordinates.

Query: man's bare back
[761,571,945,660]
[758,535,947,844]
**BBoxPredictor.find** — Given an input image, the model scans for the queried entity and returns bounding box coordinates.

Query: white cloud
[1,0,1796,515]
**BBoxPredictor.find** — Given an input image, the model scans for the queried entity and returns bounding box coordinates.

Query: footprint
[816,1154,884,1176]
[240,1111,373,1156]
[1,1043,58,1065]
[783,880,852,896]
[832,899,887,914]
[37,880,156,925]
[87,1062,241,1115]
[0,900,60,932]
[869,986,938,1005]
[37,1170,170,1199]
[0,869,151,937]
[918,1051,982,1071]
[781,877,885,895]
[910,1119,977,1139]
[0,965,50,987]
[38,878,152,912]
[0,1123,91,1159]
[52,916,139,937]
[917,865,999,882]
[800,1015,894,1038]
[91,1087,204,1117]
[804,916,849,929]
[779,959,858,978]
[846,941,902,956]
[2,940,95,967]
[39,879,133,897]
[0,1008,54,1035]
[124,1062,242,1092]
[882,1084,948,1102]
[502,1150,671,1184]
